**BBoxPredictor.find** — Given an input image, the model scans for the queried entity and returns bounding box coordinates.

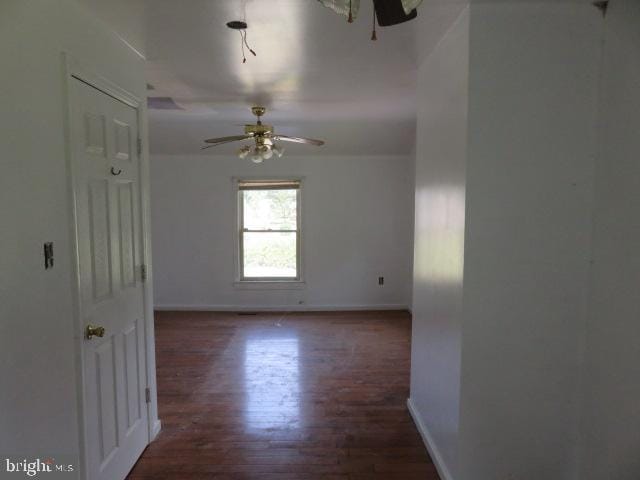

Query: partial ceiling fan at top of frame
[317,0,423,34]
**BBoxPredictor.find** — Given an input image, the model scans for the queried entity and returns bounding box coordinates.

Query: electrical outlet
[378,276,384,286]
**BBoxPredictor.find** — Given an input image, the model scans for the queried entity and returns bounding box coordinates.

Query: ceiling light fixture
[226,20,257,63]
[201,106,322,164]
[240,143,284,164]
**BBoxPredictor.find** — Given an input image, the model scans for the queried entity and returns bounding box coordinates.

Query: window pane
[243,189,297,230]
[243,232,297,278]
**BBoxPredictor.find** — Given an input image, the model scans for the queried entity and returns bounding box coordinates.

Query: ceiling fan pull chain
[348,0,353,23]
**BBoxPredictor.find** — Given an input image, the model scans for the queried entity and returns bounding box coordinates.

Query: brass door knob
[86,324,106,339]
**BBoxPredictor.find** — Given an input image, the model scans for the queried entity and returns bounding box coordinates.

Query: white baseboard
[150,419,162,441]
[407,398,455,480]
[153,304,409,312]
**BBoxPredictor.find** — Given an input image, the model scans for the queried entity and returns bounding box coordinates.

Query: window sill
[233,281,306,290]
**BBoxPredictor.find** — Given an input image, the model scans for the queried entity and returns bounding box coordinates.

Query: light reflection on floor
[244,335,300,431]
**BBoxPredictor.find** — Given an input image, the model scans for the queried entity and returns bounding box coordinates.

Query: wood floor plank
[126,310,439,480]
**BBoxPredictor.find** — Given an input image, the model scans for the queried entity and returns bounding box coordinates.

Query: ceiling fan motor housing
[244,124,273,136]
[373,0,417,26]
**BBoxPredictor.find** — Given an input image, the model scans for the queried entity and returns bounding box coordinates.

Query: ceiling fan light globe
[273,144,284,157]
[263,148,273,159]
[251,149,263,163]
[238,147,250,159]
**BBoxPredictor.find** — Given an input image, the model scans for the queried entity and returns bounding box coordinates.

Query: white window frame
[235,178,304,285]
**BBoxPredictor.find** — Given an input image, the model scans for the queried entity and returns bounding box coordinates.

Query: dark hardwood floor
[127,310,440,480]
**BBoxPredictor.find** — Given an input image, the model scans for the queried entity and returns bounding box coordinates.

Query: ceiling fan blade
[272,135,325,146]
[204,134,252,144]
[201,143,221,150]
[201,137,253,150]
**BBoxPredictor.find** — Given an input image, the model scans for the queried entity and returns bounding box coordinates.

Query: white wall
[408,7,469,480]
[150,154,414,310]
[579,1,640,478]
[408,3,620,479]
[0,0,151,473]
[459,4,601,479]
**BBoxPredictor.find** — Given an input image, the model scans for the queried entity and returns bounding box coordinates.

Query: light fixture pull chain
[348,0,353,23]
[243,29,257,57]
[238,29,256,64]
[239,30,246,63]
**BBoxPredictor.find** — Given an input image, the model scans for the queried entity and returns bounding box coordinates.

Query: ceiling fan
[202,106,325,163]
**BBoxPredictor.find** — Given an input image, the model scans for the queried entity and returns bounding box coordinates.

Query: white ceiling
[83,0,468,155]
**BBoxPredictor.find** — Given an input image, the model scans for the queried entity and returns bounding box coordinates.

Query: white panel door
[70,78,149,480]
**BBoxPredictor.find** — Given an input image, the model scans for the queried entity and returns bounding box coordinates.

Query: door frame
[61,52,160,480]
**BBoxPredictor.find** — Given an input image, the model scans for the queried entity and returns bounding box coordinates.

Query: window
[238,180,301,281]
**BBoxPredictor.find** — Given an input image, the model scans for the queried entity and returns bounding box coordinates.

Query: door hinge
[141,264,147,282]
[145,387,151,404]
[137,137,143,157]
